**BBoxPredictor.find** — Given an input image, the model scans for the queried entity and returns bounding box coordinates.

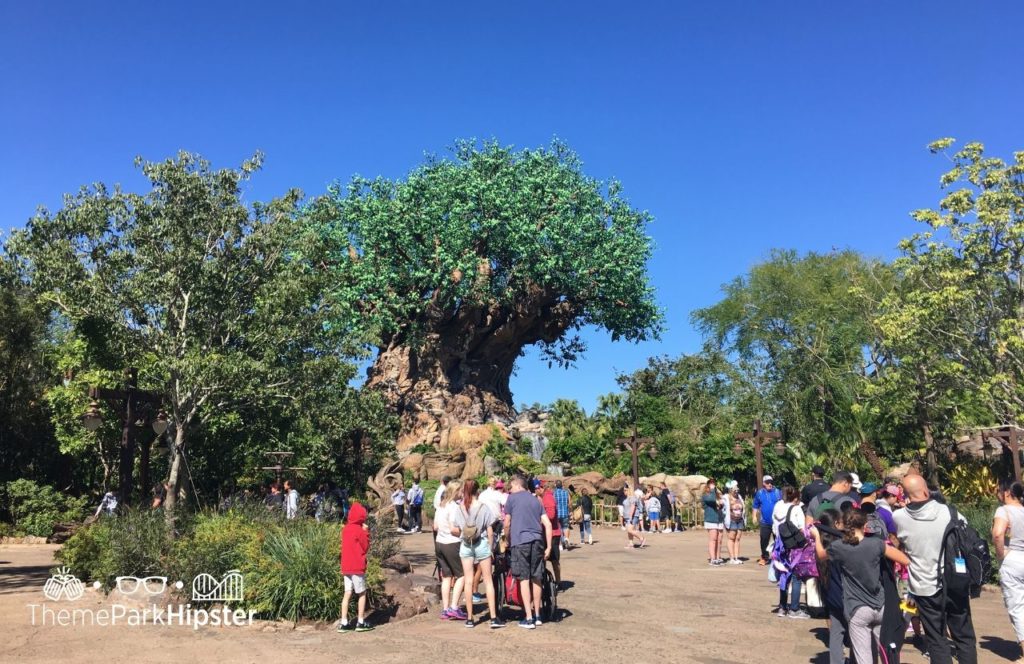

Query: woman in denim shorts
[452,479,504,629]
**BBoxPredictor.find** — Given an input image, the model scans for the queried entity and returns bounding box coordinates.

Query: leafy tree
[307,140,662,450]
[7,152,366,515]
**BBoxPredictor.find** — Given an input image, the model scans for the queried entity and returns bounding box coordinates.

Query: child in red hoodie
[338,502,373,632]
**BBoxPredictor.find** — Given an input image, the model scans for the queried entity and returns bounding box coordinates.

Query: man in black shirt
[801,466,829,508]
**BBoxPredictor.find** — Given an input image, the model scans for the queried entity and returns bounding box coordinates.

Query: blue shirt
[553,488,570,517]
[752,488,782,525]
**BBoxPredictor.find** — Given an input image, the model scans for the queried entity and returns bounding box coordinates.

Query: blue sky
[2,2,1022,413]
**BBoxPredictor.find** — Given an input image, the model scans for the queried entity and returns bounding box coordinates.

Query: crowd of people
[716,465,992,664]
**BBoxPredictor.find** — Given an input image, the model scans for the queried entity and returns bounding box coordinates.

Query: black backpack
[940,504,991,600]
[778,505,807,551]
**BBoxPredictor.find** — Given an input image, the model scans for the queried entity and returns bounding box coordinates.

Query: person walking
[811,508,910,663]
[578,487,594,545]
[284,479,300,520]
[895,473,978,664]
[554,480,572,549]
[535,480,564,586]
[452,479,504,629]
[623,484,647,549]
[504,475,553,629]
[407,479,424,533]
[435,480,468,621]
[724,480,746,564]
[391,485,407,532]
[994,478,1024,662]
[753,476,781,566]
[702,479,725,565]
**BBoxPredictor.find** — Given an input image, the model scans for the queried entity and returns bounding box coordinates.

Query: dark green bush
[4,479,88,537]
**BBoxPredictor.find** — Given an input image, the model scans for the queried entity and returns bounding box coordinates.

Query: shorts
[549,535,561,562]
[726,519,745,531]
[344,574,366,594]
[630,515,640,526]
[618,505,625,517]
[511,540,546,581]
[436,541,464,578]
[704,522,724,530]
[648,511,660,521]
[459,537,492,562]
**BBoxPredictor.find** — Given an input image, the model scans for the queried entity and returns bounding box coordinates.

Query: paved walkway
[0,529,1019,663]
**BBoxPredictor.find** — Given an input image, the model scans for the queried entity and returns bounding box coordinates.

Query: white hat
[849,472,863,490]
[762,475,774,484]
[725,480,738,490]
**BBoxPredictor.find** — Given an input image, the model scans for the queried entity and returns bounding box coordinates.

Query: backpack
[778,505,807,551]
[940,504,990,600]
[411,489,423,506]
[461,503,482,545]
[729,496,744,522]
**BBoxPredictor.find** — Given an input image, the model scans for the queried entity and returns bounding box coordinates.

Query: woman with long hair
[724,480,746,564]
[814,509,849,664]
[702,479,725,565]
[812,508,909,664]
[452,479,504,629]
[771,486,807,616]
[434,480,467,621]
[994,477,1024,661]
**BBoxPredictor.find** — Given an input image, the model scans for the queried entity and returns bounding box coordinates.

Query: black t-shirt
[580,495,593,517]
[658,491,672,513]
[801,479,829,508]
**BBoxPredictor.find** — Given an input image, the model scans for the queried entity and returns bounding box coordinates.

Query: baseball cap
[762,475,774,484]
[849,472,863,490]
[530,479,544,490]
[725,480,738,490]
[812,465,826,476]
[495,480,505,489]
[883,483,902,499]
[859,482,877,495]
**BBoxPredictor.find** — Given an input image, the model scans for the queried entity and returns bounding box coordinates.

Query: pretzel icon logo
[191,570,244,602]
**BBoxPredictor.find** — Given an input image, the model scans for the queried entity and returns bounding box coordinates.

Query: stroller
[492,542,559,622]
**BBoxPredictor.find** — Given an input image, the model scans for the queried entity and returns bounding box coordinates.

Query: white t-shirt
[434,501,461,545]
[433,484,446,512]
[771,501,805,536]
[478,487,507,519]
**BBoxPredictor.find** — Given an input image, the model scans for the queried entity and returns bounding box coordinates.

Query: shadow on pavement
[0,563,52,595]
[980,634,1020,660]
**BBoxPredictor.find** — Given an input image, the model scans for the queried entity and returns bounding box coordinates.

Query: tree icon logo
[43,567,85,601]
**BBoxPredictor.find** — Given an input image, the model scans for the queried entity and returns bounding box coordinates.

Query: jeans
[579,516,592,539]
[409,504,422,530]
[915,589,977,664]
[759,523,773,561]
[779,576,802,612]
[394,504,405,530]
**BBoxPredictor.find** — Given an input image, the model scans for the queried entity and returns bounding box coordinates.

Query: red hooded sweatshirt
[341,502,370,576]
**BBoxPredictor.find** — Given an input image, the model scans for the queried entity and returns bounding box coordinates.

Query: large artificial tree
[309,141,662,449]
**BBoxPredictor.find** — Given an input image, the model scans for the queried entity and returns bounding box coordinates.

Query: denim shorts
[459,537,491,562]
[648,511,660,521]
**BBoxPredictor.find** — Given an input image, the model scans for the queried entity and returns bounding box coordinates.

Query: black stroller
[491,542,559,622]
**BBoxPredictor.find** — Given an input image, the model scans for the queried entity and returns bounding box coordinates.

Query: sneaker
[490,618,506,629]
[620,526,626,531]
[440,608,456,621]
[472,593,486,603]
[336,621,353,633]
[770,607,785,615]
[450,607,468,620]
[534,617,543,627]
[355,621,374,632]
[788,610,811,620]
[518,618,536,630]
[465,619,475,628]
[776,610,789,618]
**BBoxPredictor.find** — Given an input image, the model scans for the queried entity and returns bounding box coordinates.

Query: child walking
[338,502,374,633]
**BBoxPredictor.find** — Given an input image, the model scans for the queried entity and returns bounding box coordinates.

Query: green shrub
[56,518,115,583]
[169,510,265,593]
[246,519,343,622]
[958,499,999,584]
[4,479,89,537]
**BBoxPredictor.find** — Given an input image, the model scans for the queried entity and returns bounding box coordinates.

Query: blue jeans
[579,516,592,539]
[779,576,802,612]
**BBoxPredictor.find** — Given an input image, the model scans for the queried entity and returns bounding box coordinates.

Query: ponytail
[841,508,867,545]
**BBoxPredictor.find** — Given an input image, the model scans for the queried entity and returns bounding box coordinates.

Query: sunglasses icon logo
[115,576,168,595]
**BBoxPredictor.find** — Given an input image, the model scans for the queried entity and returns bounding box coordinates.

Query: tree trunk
[367,294,576,451]
[857,433,887,480]
[163,425,187,527]
[922,423,939,486]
